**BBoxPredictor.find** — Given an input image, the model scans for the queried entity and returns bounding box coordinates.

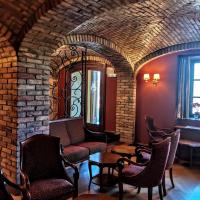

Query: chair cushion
[122,165,145,176]
[141,152,151,161]
[75,142,107,154]
[66,118,85,144]
[63,145,89,163]
[30,179,74,200]
[49,120,71,146]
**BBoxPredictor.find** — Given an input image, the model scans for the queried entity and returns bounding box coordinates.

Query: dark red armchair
[136,129,180,196]
[118,138,171,200]
[20,134,79,200]
[145,116,174,143]
[0,170,28,200]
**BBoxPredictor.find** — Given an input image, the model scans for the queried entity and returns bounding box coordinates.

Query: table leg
[88,162,92,190]
[99,167,103,192]
[108,167,111,175]
[190,147,193,167]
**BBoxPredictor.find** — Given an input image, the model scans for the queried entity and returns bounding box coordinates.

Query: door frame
[67,61,106,132]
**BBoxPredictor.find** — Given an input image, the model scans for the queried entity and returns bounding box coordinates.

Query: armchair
[0,170,29,200]
[145,116,174,143]
[20,134,79,200]
[135,130,180,196]
[117,138,171,200]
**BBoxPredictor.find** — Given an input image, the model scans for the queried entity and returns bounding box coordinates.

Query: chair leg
[137,187,141,194]
[148,187,153,200]
[118,181,123,200]
[169,168,175,188]
[162,172,167,196]
[158,184,163,200]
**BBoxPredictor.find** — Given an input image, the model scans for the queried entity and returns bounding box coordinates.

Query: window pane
[194,63,200,79]
[193,81,200,97]
[70,71,82,117]
[87,70,101,125]
[192,98,200,114]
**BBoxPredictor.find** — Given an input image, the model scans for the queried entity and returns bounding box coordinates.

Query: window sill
[176,118,200,128]
[177,117,200,121]
[188,117,200,121]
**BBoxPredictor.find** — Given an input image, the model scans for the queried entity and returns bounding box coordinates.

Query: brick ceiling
[1,0,200,71]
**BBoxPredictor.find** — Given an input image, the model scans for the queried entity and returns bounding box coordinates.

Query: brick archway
[135,42,200,75]
[60,35,135,143]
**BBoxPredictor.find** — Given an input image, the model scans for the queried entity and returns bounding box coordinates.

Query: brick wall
[2,0,200,182]
[0,41,18,182]
[116,67,135,143]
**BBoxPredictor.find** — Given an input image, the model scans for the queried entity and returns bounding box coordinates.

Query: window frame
[189,59,200,117]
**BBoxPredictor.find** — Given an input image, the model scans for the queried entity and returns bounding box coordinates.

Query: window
[177,55,200,119]
[190,60,200,116]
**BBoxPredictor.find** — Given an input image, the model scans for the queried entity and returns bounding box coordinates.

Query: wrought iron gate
[49,45,87,120]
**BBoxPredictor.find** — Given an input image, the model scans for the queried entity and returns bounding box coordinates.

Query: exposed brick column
[16,41,51,181]
[0,41,18,182]
[116,67,135,143]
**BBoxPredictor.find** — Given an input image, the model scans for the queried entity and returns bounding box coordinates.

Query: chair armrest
[157,127,175,134]
[61,156,79,197]
[20,170,30,190]
[135,146,151,154]
[117,157,148,167]
[0,170,31,200]
[84,129,107,143]
[61,156,79,177]
[149,130,169,141]
[135,142,149,147]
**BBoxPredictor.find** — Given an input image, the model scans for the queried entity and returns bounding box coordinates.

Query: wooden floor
[13,160,200,200]
[75,161,200,200]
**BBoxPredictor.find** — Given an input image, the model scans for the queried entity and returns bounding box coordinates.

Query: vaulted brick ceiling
[1,0,200,70]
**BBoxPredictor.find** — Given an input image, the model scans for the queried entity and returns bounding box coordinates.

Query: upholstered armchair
[117,138,171,200]
[145,116,174,143]
[20,134,79,200]
[162,130,180,195]
[0,170,29,200]
[136,130,180,196]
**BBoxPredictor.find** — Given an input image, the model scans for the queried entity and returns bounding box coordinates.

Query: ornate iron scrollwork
[49,45,87,120]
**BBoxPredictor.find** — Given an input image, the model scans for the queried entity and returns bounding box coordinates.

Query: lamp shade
[144,73,150,81]
[153,73,160,80]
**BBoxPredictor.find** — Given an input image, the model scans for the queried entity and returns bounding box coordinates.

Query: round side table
[111,144,136,159]
[88,152,121,192]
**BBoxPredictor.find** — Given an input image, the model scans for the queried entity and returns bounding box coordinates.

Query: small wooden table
[111,144,136,159]
[88,152,121,192]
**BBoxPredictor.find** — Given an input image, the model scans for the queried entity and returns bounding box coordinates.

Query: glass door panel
[86,70,101,125]
[70,71,82,117]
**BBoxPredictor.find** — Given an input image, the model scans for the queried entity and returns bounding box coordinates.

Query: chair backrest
[20,134,66,183]
[49,119,71,146]
[137,138,171,187]
[166,129,180,169]
[145,115,157,132]
[65,117,85,144]
[0,172,14,200]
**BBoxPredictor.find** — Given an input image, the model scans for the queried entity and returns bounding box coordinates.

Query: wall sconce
[152,73,160,86]
[143,73,150,82]
[143,73,160,86]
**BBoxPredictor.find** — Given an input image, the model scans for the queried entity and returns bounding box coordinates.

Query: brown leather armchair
[0,170,28,200]
[117,138,171,200]
[135,130,180,196]
[20,134,79,200]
